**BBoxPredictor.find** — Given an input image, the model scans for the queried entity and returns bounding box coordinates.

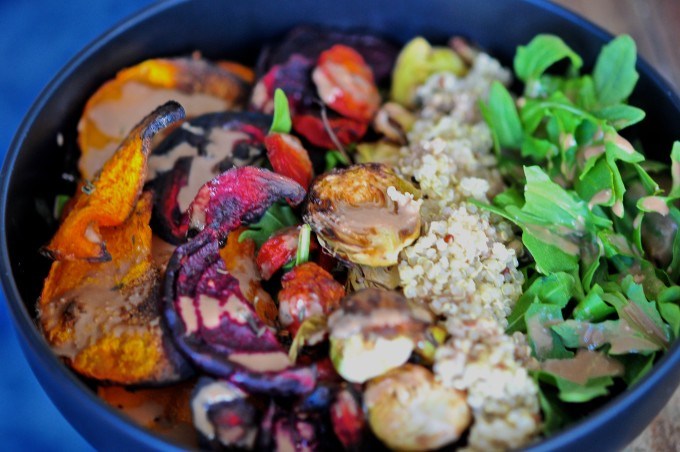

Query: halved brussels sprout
[304,163,422,266]
[328,288,431,383]
[364,364,471,451]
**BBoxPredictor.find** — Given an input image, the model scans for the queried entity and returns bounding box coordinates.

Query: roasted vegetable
[191,378,259,449]
[149,111,271,244]
[220,228,279,327]
[40,193,192,384]
[278,262,345,335]
[372,102,415,144]
[256,226,304,280]
[305,163,422,266]
[46,102,185,261]
[163,236,316,396]
[328,288,431,383]
[390,37,467,107]
[330,385,366,450]
[364,364,471,451]
[313,45,381,122]
[292,114,368,150]
[98,382,195,447]
[185,166,306,239]
[265,133,314,189]
[78,57,251,179]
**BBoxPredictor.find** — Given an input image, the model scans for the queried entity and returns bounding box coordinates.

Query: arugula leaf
[617,353,655,386]
[659,303,680,339]
[554,376,615,403]
[669,142,680,198]
[593,35,639,107]
[573,284,615,322]
[53,194,71,220]
[525,304,573,359]
[537,385,573,435]
[325,149,350,171]
[481,81,523,151]
[239,203,298,248]
[270,88,292,134]
[514,35,583,86]
[552,319,662,354]
[594,104,645,130]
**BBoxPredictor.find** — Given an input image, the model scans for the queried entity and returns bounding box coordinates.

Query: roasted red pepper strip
[264,133,314,189]
[278,262,345,335]
[292,113,368,149]
[313,44,381,122]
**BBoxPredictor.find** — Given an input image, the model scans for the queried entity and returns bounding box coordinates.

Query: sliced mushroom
[328,288,431,383]
[304,163,422,266]
[364,364,471,451]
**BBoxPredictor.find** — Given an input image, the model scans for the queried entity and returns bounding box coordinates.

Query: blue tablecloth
[0,1,152,448]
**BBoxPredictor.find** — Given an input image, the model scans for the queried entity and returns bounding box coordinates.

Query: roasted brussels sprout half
[364,364,471,451]
[304,163,422,266]
[328,288,431,383]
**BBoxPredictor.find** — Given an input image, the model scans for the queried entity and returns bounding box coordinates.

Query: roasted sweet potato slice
[45,102,185,261]
[39,193,193,384]
[78,57,251,179]
[148,111,271,244]
[163,235,316,396]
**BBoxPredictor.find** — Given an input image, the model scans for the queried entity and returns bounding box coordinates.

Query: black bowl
[2,0,679,450]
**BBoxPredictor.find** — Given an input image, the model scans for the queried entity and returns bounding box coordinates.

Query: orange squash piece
[39,193,190,384]
[45,102,184,261]
[78,57,252,179]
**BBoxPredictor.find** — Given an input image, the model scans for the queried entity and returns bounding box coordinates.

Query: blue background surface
[0,1,152,449]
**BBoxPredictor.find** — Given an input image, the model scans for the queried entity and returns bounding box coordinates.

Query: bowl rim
[1,0,679,450]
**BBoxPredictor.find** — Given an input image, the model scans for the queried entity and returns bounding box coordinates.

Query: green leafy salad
[482,34,680,432]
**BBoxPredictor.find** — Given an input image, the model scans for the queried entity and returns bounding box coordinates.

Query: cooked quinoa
[396,51,542,449]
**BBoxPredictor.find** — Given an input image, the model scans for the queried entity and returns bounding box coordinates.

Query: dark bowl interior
[2,0,679,450]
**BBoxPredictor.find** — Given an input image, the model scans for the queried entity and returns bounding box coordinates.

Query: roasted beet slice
[191,377,259,449]
[185,167,306,239]
[257,26,398,86]
[148,112,271,244]
[250,54,315,114]
[164,234,316,396]
[331,386,366,450]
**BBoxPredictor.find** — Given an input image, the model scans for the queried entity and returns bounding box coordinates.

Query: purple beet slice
[163,234,316,396]
[148,112,272,244]
[184,166,306,240]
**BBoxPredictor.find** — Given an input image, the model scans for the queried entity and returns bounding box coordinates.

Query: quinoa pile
[396,51,542,450]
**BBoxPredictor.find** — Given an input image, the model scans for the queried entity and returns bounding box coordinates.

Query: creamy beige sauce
[583,144,606,161]
[80,81,230,177]
[329,308,412,339]
[179,296,198,335]
[148,142,198,180]
[542,349,623,384]
[228,351,292,372]
[588,189,612,210]
[191,380,246,440]
[641,196,670,216]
